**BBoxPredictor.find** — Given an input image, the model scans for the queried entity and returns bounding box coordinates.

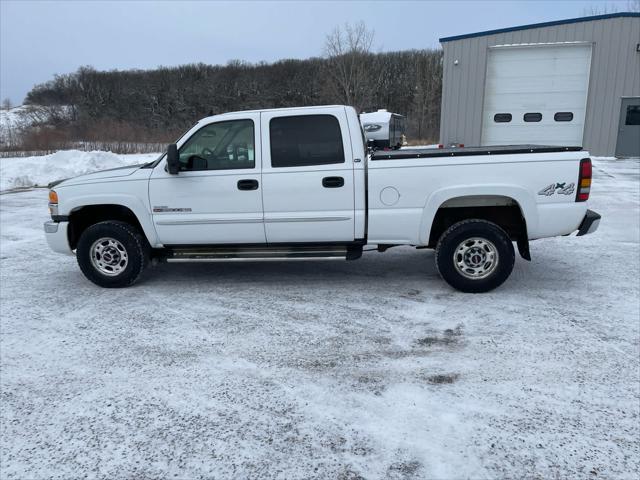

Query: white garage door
[481,43,592,146]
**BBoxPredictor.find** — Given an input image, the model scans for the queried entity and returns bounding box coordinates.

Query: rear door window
[270,115,345,168]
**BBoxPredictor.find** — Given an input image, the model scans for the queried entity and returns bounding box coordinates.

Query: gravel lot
[1,158,638,479]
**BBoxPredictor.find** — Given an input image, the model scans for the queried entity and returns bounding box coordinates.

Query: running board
[164,245,362,262]
[167,257,346,263]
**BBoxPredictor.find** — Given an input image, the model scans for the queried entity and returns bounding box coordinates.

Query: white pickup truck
[44,105,600,292]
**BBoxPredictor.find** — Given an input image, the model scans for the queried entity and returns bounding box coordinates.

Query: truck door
[148,113,265,245]
[616,98,640,158]
[260,109,355,243]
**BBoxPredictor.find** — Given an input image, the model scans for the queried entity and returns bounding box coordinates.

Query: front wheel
[76,221,149,288]
[435,219,515,293]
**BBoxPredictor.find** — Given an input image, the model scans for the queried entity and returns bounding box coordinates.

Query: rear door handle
[237,179,259,191]
[322,176,344,188]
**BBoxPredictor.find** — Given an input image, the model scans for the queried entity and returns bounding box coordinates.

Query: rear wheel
[435,219,515,293]
[76,221,149,288]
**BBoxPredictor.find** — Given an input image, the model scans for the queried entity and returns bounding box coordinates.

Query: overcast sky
[0,0,632,104]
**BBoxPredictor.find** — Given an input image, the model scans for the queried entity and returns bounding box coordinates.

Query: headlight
[364,124,382,132]
[48,190,58,216]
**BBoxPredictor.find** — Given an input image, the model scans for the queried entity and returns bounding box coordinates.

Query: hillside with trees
[4,23,443,154]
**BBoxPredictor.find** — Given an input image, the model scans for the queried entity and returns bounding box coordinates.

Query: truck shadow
[143,248,440,287]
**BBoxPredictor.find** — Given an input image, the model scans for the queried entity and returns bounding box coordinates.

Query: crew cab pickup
[44,105,600,292]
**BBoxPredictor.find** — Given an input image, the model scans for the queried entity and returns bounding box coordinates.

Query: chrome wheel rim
[453,237,499,280]
[90,237,128,276]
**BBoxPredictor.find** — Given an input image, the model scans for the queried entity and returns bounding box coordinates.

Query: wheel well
[428,198,527,248]
[67,204,144,250]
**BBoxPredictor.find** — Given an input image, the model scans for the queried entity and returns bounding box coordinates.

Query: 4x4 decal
[538,182,575,196]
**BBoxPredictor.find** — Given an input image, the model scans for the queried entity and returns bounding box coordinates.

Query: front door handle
[322,176,344,188]
[237,179,259,191]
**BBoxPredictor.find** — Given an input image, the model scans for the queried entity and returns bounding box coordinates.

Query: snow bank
[0,150,159,192]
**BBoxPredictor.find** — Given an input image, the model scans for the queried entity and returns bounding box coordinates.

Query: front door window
[179,120,255,171]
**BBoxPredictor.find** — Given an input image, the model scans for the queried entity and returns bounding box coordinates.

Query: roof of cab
[198,105,349,122]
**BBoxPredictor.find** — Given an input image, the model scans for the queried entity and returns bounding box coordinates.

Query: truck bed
[371,145,583,160]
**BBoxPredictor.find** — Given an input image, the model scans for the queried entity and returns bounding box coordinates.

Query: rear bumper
[44,221,74,255]
[576,209,601,236]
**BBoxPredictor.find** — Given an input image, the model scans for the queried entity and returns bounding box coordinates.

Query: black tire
[435,219,515,293]
[76,221,149,288]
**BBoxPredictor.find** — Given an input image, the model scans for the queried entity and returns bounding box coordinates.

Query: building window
[554,112,574,122]
[625,105,640,126]
[270,115,345,168]
[494,113,512,123]
[524,113,542,122]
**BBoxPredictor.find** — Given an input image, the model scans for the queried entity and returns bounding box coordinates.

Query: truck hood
[49,164,144,188]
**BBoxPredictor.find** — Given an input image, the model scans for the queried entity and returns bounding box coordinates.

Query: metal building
[439,12,640,157]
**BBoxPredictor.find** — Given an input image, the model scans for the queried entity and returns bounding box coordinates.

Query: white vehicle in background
[360,109,405,149]
[45,105,600,293]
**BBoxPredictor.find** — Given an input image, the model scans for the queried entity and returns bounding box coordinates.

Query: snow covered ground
[0,106,32,142]
[0,105,72,147]
[0,150,159,192]
[0,156,638,479]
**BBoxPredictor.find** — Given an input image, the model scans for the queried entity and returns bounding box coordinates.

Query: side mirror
[167,144,179,175]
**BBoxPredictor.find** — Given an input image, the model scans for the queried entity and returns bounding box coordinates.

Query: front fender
[62,193,160,247]
[418,184,537,245]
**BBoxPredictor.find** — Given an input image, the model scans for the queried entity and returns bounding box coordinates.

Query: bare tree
[324,21,378,112]
[583,0,639,15]
[1,98,12,110]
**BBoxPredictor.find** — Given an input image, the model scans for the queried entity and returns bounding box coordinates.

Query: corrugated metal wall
[439,16,640,156]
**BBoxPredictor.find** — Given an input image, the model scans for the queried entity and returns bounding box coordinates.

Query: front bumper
[44,221,74,255]
[576,209,601,236]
